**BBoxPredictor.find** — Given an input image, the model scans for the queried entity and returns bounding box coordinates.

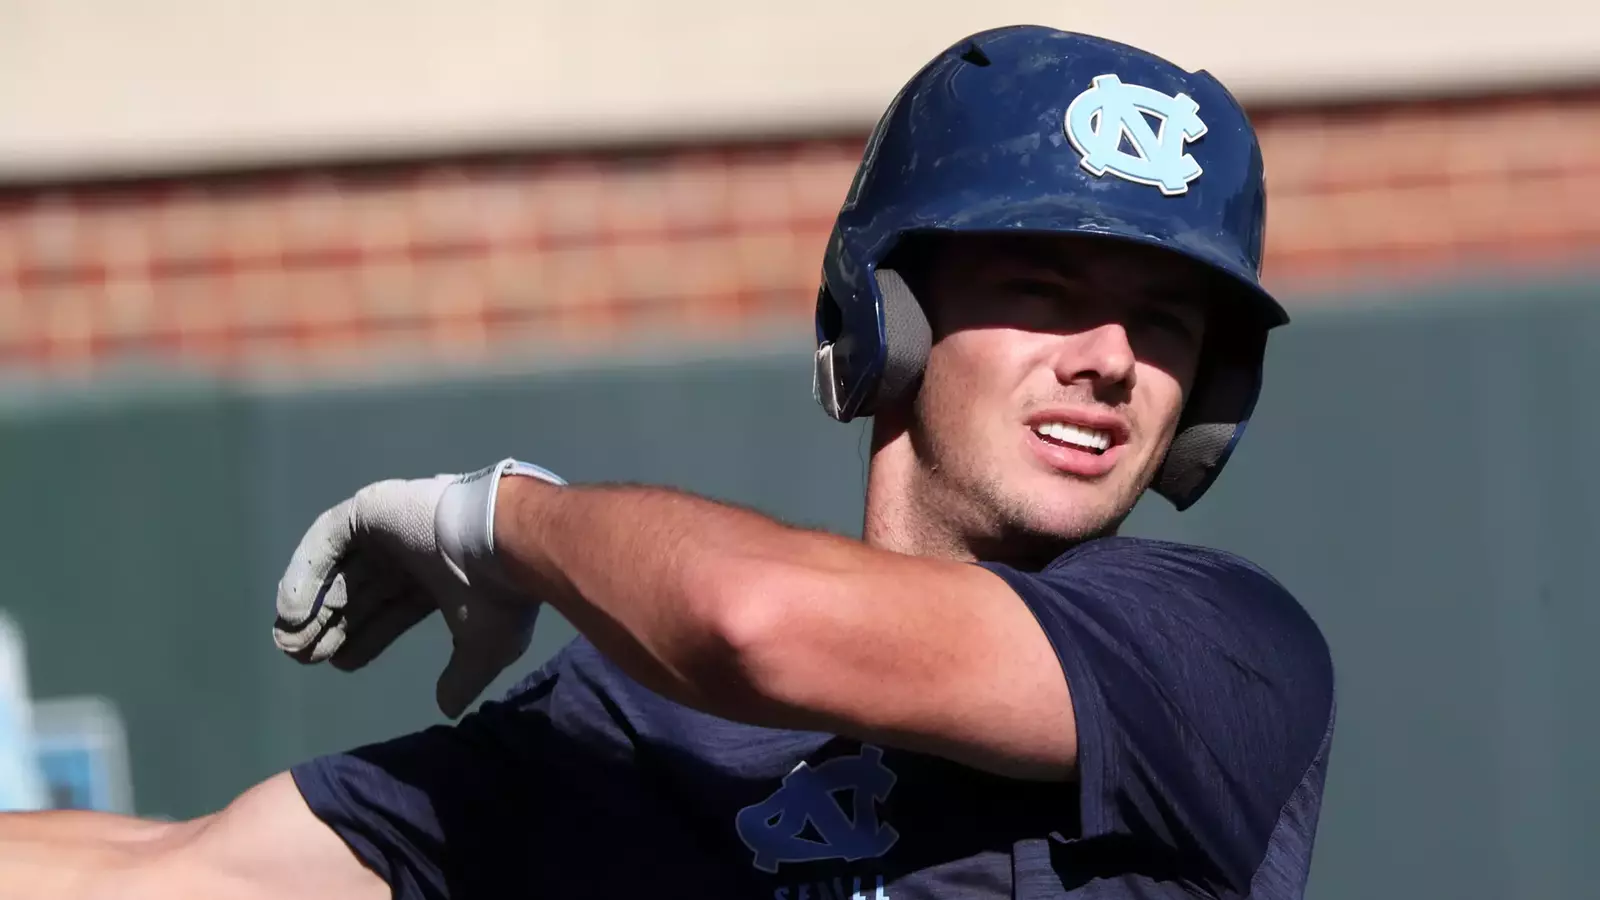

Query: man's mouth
[1032,421,1112,455]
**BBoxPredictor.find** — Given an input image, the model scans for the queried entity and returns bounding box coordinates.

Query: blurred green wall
[1,275,1596,898]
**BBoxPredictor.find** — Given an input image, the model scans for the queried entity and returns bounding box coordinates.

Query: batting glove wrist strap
[437,458,567,593]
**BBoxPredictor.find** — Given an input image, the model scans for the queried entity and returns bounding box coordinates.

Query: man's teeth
[1034,422,1112,452]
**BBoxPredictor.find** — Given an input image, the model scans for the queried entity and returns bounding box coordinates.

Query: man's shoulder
[1053,536,1305,611]
[1031,536,1332,679]
[1049,534,1275,580]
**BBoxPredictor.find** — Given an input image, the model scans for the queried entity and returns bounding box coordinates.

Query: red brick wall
[1,88,1596,376]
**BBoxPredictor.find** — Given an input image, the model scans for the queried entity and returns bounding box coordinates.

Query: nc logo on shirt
[735,745,899,874]
[1064,73,1208,196]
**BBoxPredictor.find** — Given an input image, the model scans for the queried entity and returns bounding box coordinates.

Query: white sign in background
[0,612,45,812]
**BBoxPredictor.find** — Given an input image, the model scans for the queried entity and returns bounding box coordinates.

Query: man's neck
[861,424,977,562]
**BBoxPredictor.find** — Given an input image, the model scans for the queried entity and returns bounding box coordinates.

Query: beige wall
[0,0,1595,180]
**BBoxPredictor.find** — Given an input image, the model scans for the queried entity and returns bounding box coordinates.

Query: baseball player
[0,25,1333,900]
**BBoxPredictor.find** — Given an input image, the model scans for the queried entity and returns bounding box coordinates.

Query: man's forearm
[0,810,198,899]
[0,809,183,843]
[494,477,876,720]
[0,774,388,900]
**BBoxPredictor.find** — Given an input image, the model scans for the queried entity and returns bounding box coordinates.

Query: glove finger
[435,622,534,719]
[331,551,414,634]
[331,593,436,672]
[274,563,350,659]
[275,551,405,662]
[435,650,501,720]
[298,608,350,665]
[278,538,422,661]
[275,499,357,631]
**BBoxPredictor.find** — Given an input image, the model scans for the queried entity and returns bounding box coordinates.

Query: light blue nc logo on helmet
[1065,73,1208,196]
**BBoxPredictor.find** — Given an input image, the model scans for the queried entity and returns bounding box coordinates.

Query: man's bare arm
[0,772,386,900]
[0,807,189,898]
[495,478,1075,782]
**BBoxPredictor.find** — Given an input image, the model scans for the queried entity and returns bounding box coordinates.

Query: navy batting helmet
[812,25,1288,510]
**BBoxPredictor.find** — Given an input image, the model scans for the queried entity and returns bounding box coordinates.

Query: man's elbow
[0,810,213,900]
[98,773,385,900]
[686,559,843,725]
[104,816,220,900]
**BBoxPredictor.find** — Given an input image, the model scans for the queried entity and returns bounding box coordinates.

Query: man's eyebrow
[994,247,1087,282]
[994,243,1214,305]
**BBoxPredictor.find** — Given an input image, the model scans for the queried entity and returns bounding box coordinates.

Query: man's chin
[974,501,1127,569]
[1039,485,1143,535]
[1025,477,1137,528]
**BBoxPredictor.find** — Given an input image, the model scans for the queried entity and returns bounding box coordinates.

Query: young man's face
[904,233,1212,555]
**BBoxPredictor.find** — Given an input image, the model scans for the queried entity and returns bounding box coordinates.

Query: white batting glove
[273,458,566,718]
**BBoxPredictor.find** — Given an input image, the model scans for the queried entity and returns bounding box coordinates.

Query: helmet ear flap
[1153,326,1267,510]
[871,268,933,413]
[814,268,931,421]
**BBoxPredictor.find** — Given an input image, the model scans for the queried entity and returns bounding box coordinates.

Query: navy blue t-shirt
[292,537,1335,899]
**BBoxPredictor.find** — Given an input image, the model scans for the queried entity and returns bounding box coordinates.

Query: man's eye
[984,279,1068,321]
[1140,308,1200,341]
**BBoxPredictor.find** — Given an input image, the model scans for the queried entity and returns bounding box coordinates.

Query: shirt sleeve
[980,539,1336,898]
[289,644,653,900]
[288,669,556,900]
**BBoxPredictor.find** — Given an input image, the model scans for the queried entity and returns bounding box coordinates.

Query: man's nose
[1052,322,1137,392]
